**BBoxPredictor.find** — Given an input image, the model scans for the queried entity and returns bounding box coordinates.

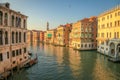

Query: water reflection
[10,41,120,80]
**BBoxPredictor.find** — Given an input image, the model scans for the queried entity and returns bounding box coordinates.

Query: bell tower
[47,22,49,30]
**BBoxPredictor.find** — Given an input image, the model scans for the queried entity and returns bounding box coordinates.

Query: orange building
[64,23,72,47]
[32,30,40,42]
[40,31,44,42]
[27,30,33,43]
[70,16,97,50]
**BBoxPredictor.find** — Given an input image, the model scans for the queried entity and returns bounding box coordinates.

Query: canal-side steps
[108,57,120,63]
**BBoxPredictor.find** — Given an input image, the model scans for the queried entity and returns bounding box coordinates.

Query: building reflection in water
[93,53,120,80]
[26,41,120,80]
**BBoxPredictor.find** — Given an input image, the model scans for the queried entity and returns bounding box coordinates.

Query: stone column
[14,31,16,44]
[8,13,11,27]
[14,15,16,27]
[2,12,4,26]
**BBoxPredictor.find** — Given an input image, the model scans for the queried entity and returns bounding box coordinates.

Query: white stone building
[0,3,29,74]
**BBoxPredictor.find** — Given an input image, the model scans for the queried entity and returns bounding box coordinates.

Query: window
[12,51,15,57]
[115,21,117,26]
[19,49,22,55]
[24,48,26,53]
[81,44,83,48]
[23,19,26,28]
[118,12,120,16]
[117,32,119,38]
[106,40,109,46]
[89,44,90,47]
[78,44,80,47]
[114,32,116,38]
[16,32,18,43]
[107,15,109,19]
[7,52,9,59]
[0,30,3,45]
[107,23,109,27]
[102,17,105,21]
[107,32,108,38]
[16,50,19,56]
[13,61,15,64]
[101,33,104,37]
[110,22,112,27]
[110,32,111,38]
[24,32,26,42]
[16,17,18,27]
[12,32,14,43]
[19,32,21,43]
[5,31,8,44]
[18,18,21,27]
[12,15,14,26]
[0,11,3,25]
[85,44,87,47]
[4,13,8,26]
[118,20,120,26]
[0,53,3,61]
[92,44,93,48]
[101,24,105,28]
[110,14,112,18]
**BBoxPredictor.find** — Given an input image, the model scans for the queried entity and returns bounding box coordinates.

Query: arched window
[12,15,14,26]
[19,32,21,42]
[4,13,8,26]
[18,18,21,27]
[0,30,3,45]
[0,11,3,25]
[16,17,18,27]
[23,19,26,28]
[24,32,26,42]
[5,31,8,44]
[16,32,18,43]
[81,44,83,48]
[85,44,87,47]
[12,32,14,43]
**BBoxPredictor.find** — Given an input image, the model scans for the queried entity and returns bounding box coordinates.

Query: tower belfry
[47,22,49,30]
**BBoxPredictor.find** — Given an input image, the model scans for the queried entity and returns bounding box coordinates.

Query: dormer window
[5,3,10,8]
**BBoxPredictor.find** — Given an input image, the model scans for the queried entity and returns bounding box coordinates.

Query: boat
[108,57,120,63]
[24,58,38,68]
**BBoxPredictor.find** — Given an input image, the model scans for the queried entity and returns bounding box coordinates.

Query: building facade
[56,25,65,46]
[40,31,44,43]
[32,30,40,42]
[64,23,72,47]
[27,30,33,43]
[0,3,28,74]
[46,29,56,44]
[97,5,120,58]
[70,17,97,50]
[44,31,47,43]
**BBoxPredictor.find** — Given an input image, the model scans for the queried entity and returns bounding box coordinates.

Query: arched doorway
[117,44,120,58]
[110,42,115,56]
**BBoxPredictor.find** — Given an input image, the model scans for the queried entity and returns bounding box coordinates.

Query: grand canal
[10,41,120,80]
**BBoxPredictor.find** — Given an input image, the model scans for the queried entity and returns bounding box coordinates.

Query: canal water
[10,41,120,80]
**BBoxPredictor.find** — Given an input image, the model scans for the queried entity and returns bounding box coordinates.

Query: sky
[1,0,120,31]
